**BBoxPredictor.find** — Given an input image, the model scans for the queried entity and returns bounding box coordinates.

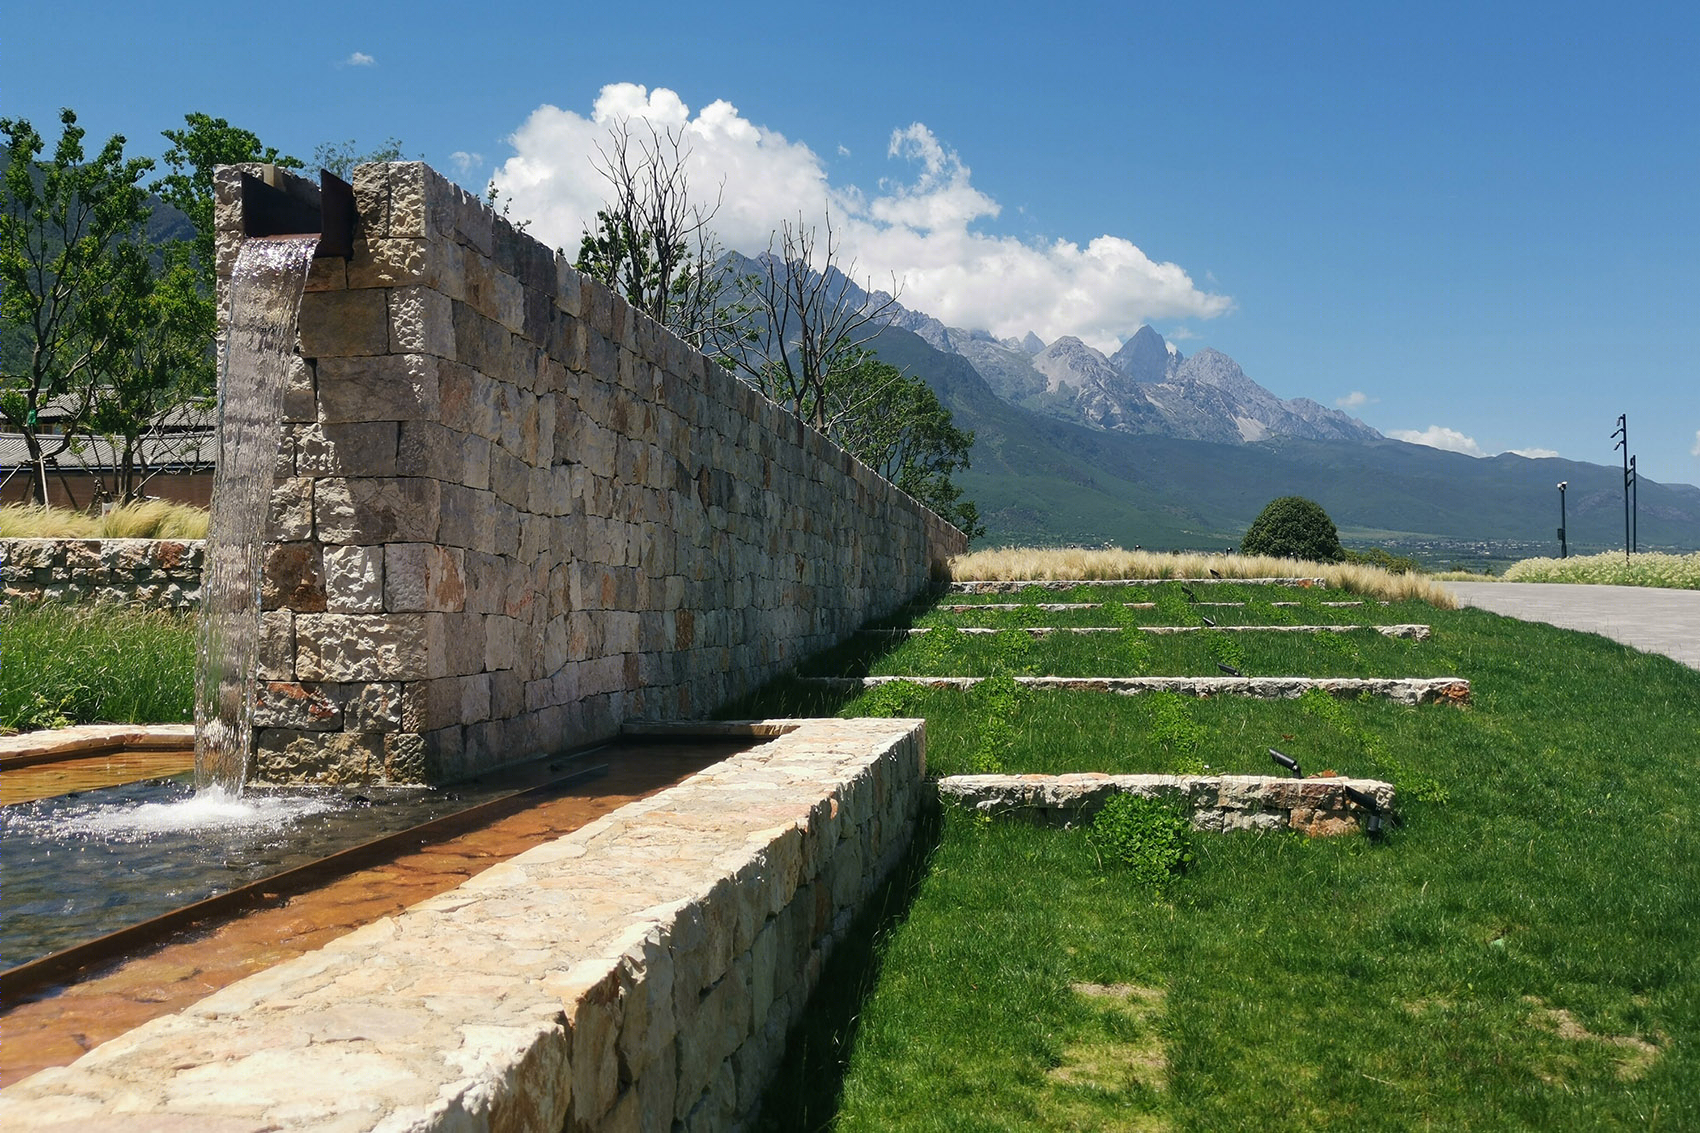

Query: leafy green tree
[1,110,154,503]
[156,113,302,289]
[1240,496,1345,562]
[830,354,982,539]
[86,242,217,501]
[314,137,406,180]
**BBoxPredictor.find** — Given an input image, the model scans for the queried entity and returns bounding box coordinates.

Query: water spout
[193,236,320,793]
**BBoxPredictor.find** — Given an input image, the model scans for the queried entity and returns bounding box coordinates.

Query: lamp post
[1612,415,1631,563]
[1557,481,1568,559]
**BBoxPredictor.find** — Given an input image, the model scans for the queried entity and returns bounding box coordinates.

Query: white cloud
[1692,429,1700,458]
[1388,426,1486,457]
[342,51,375,66]
[1506,447,1560,459]
[1335,390,1376,409]
[491,84,1231,350]
[450,151,484,173]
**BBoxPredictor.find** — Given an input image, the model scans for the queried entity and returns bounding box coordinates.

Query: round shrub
[1240,496,1344,562]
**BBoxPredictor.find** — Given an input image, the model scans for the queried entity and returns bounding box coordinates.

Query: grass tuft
[0,501,209,540]
[0,601,196,732]
[1503,550,1700,590]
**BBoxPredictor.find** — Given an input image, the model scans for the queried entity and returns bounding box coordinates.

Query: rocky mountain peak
[1109,325,1178,383]
[1021,331,1046,355]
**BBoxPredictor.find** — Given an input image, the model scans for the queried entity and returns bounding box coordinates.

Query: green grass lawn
[0,601,196,731]
[751,589,1700,1131]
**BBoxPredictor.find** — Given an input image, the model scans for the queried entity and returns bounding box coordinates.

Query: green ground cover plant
[1503,550,1700,590]
[749,583,1700,1130]
[0,601,195,731]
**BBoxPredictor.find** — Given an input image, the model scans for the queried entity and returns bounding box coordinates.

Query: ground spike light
[1217,662,1242,677]
[1201,615,1217,627]
[1341,784,1388,836]
[1269,748,1302,777]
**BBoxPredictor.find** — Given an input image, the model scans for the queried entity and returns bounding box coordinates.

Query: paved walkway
[1441,582,1700,670]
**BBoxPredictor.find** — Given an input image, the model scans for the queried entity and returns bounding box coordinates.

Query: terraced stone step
[802,675,1470,706]
[938,772,1396,837]
[949,577,1328,593]
[935,601,1371,612]
[868,624,1432,640]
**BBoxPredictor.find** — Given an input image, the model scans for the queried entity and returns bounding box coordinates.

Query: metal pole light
[1612,415,1630,562]
[1629,455,1638,553]
[1557,481,1568,558]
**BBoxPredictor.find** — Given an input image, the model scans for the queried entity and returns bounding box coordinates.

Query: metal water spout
[239,166,354,259]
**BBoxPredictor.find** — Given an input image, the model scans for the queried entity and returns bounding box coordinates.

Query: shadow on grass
[753,795,944,1132]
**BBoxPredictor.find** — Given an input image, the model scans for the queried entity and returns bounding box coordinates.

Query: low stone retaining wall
[938,772,1394,837]
[0,717,926,1132]
[0,538,202,609]
[805,675,1472,706]
[936,601,1370,611]
[949,577,1328,593]
[0,723,195,768]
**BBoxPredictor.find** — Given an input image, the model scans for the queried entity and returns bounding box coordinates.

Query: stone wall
[0,538,202,609]
[218,163,965,785]
[938,772,1396,837]
[0,717,927,1132]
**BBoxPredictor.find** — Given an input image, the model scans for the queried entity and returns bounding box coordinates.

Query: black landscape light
[1269,748,1302,777]
[1181,585,1198,603]
[1341,785,1387,836]
[1201,615,1217,627]
[1217,662,1242,677]
[1209,568,1223,579]
[1556,481,1568,559]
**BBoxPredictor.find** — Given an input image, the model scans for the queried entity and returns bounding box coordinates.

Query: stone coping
[0,716,928,1130]
[0,724,196,768]
[802,675,1471,706]
[938,772,1395,837]
[869,624,1431,639]
[948,578,1329,593]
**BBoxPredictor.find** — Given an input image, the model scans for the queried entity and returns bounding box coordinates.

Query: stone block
[295,421,399,477]
[350,164,391,238]
[257,609,295,680]
[295,612,430,682]
[317,354,442,424]
[383,731,427,782]
[344,682,405,731]
[266,477,314,542]
[397,419,488,489]
[388,285,454,356]
[315,477,440,544]
[261,542,325,612]
[281,354,316,422]
[322,544,384,612]
[384,543,466,612]
[298,289,388,357]
[254,681,342,730]
[250,728,385,784]
[437,483,499,553]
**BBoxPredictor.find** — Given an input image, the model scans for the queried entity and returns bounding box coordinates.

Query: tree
[156,113,302,289]
[831,354,983,539]
[1240,496,1345,562]
[726,213,901,433]
[314,137,406,180]
[85,242,217,501]
[573,119,729,353]
[1,110,154,503]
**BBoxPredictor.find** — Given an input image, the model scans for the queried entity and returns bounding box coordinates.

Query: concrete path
[1441,582,1700,670]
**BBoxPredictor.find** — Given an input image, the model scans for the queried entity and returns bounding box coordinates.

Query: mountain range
[855,291,1700,558]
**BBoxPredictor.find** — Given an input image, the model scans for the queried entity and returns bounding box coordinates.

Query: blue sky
[10,1,1698,486]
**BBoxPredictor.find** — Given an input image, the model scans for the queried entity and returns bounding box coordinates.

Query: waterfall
[194,236,320,794]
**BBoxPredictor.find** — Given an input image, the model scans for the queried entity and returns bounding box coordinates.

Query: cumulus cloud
[1388,426,1486,457]
[491,84,1231,350]
[342,51,375,66]
[450,151,484,173]
[1507,447,1560,459]
[1335,391,1376,409]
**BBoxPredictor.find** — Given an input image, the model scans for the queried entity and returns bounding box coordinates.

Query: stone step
[802,675,1470,706]
[868,624,1432,640]
[948,577,1328,593]
[934,601,1371,612]
[938,772,1396,838]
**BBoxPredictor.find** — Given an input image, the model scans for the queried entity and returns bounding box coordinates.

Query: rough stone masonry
[220,164,965,785]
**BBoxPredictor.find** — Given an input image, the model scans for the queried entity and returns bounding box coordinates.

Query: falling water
[194,236,321,793]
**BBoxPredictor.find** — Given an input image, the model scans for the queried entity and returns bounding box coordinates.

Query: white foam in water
[40,788,339,842]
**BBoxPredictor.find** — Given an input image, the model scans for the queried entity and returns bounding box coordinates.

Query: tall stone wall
[218,163,964,785]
